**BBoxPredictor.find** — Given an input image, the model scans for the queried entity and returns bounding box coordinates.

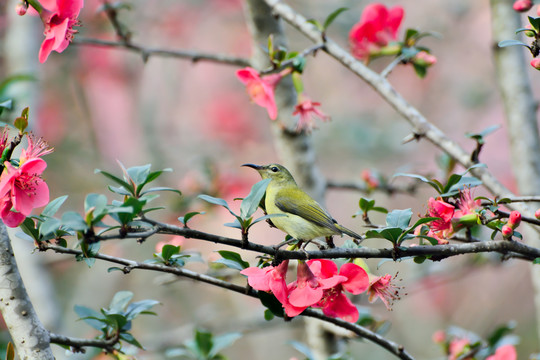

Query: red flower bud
[513,0,533,12]
[531,58,540,70]
[535,209,540,220]
[15,2,28,16]
[508,211,521,229]
[502,225,513,239]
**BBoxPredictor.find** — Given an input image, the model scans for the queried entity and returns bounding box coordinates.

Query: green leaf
[161,244,181,261]
[258,291,284,318]
[42,195,68,217]
[85,193,108,215]
[6,341,15,360]
[529,16,540,32]
[534,258,540,264]
[140,186,181,196]
[119,332,144,349]
[386,209,412,229]
[292,71,304,94]
[198,194,237,217]
[125,299,160,320]
[109,291,134,313]
[19,217,39,240]
[264,309,274,321]
[61,211,89,232]
[108,185,131,196]
[486,322,515,347]
[126,164,152,187]
[195,329,214,357]
[323,7,348,30]
[359,198,375,212]
[0,99,12,115]
[306,19,323,31]
[365,228,403,243]
[412,63,427,78]
[440,176,482,197]
[39,218,61,237]
[209,332,242,357]
[404,28,419,43]
[498,39,529,48]
[97,169,135,195]
[74,305,105,330]
[240,178,271,219]
[413,256,426,264]
[215,250,250,270]
[394,173,442,193]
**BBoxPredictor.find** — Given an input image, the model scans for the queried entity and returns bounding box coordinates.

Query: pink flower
[507,211,521,229]
[19,135,53,165]
[16,2,28,16]
[448,338,471,360]
[292,97,330,132]
[361,169,380,189]
[513,0,533,12]
[486,344,517,360]
[502,225,513,239]
[452,188,481,228]
[367,274,401,310]
[236,67,285,120]
[426,197,455,242]
[38,0,84,63]
[308,260,369,322]
[286,261,346,317]
[412,51,437,67]
[349,3,404,61]
[0,159,50,227]
[432,330,446,344]
[240,260,290,305]
[535,208,540,219]
[531,58,540,70]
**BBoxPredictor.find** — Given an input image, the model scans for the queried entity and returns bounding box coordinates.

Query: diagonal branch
[261,0,535,219]
[43,244,414,360]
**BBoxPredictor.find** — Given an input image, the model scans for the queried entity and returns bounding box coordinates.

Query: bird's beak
[242,163,263,170]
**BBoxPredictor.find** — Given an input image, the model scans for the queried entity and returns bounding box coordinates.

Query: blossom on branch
[367,273,401,310]
[240,260,290,305]
[236,67,289,120]
[292,97,330,132]
[349,3,404,61]
[486,344,517,360]
[513,0,533,12]
[0,159,50,227]
[37,0,84,63]
[532,58,540,70]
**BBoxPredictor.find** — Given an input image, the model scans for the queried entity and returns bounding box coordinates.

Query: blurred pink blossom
[349,3,404,61]
[37,0,84,63]
[236,67,285,120]
[367,274,401,310]
[486,344,517,360]
[513,0,533,12]
[292,97,330,132]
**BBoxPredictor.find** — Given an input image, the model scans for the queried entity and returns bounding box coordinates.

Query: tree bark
[0,222,54,359]
[490,0,540,342]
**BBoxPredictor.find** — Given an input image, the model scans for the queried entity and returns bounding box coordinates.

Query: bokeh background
[1,0,540,359]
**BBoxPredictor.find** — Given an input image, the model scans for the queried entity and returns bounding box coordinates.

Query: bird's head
[242,163,297,186]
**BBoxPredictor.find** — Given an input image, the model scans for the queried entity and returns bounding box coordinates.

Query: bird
[242,163,362,246]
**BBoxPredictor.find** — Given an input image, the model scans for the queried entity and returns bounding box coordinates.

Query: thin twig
[49,333,118,353]
[73,38,250,67]
[326,179,417,195]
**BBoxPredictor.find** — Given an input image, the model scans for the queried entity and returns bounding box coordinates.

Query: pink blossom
[367,274,401,310]
[349,3,404,61]
[426,197,455,241]
[454,188,481,218]
[308,260,369,322]
[361,169,379,189]
[20,135,53,165]
[431,330,446,344]
[513,0,533,12]
[292,97,330,132]
[448,338,471,360]
[486,344,517,360]
[240,260,290,305]
[537,4,540,16]
[502,225,513,239]
[535,208,540,219]
[38,0,84,63]
[286,261,346,317]
[236,67,285,120]
[531,58,540,70]
[16,2,28,16]
[507,211,521,229]
[412,51,437,67]
[0,159,49,227]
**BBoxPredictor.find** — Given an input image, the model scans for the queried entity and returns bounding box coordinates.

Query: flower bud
[531,58,540,71]
[537,4,540,16]
[507,211,521,229]
[15,2,28,16]
[502,225,513,239]
[455,213,480,227]
[412,51,437,67]
[535,208,540,219]
[513,0,533,12]
[432,330,446,344]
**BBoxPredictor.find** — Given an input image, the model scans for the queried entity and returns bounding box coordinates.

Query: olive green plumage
[242,163,361,241]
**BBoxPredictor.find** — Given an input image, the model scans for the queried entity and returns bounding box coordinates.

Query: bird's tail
[335,224,364,242]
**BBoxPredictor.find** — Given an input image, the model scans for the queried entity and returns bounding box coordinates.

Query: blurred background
[1,0,539,358]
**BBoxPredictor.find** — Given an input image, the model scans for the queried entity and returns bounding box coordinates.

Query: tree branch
[261,0,536,220]
[73,38,251,67]
[42,244,415,360]
[49,333,119,353]
[0,222,55,359]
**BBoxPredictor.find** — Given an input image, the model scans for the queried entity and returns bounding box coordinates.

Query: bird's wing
[274,188,339,231]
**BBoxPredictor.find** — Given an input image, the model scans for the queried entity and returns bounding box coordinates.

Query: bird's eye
[270,166,279,172]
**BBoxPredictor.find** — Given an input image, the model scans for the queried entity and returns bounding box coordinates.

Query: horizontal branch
[49,333,118,353]
[326,179,417,196]
[73,38,251,67]
[42,244,414,360]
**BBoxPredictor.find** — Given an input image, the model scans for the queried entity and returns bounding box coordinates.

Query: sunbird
[242,163,362,244]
